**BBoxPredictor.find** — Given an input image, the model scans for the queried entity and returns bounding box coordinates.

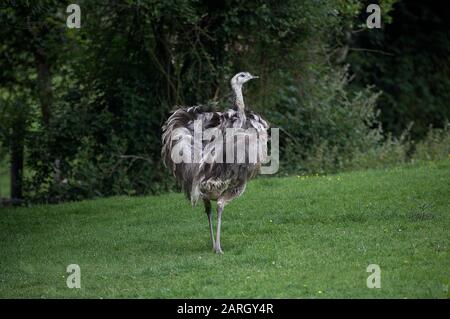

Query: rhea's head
[231,72,258,88]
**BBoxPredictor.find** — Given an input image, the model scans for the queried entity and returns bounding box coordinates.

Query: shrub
[412,122,450,161]
[270,66,384,175]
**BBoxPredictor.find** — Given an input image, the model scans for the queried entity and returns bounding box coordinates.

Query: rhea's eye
[239,74,245,78]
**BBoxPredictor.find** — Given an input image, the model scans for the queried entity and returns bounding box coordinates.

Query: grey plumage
[161,72,269,254]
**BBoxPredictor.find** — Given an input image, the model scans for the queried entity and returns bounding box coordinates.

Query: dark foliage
[0,1,448,203]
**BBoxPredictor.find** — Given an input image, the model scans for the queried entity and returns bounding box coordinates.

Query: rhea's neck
[232,83,245,113]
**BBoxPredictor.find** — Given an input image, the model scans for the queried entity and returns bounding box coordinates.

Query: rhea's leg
[215,202,224,254]
[204,199,215,250]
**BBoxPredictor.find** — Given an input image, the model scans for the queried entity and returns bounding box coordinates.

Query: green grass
[0,160,449,298]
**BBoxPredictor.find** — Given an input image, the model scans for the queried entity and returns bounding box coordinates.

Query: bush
[2,1,448,204]
[412,122,450,162]
[348,127,412,170]
[270,66,385,175]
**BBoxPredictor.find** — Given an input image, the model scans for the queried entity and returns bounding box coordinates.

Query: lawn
[0,160,449,298]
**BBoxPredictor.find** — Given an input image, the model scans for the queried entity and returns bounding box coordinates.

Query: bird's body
[161,72,269,253]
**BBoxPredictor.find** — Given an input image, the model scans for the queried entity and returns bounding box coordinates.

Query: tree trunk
[34,51,52,127]
[152,22,177,106]
[10,119,25,200]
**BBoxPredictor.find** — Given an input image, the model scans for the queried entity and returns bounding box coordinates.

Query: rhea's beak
[251,75,259,79]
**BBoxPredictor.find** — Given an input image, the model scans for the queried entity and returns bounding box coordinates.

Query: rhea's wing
[161,105,221,203]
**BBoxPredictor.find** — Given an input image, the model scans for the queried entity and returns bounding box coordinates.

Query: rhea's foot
[214,244,223,254]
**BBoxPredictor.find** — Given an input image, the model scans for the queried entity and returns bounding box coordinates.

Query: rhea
[161,72,269,254]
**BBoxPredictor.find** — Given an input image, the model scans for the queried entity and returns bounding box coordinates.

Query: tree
[0,1,68,200]
[348,1,450,138]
